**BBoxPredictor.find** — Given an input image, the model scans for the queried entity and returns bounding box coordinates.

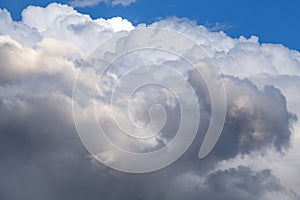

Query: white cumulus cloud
[0,3,299,200]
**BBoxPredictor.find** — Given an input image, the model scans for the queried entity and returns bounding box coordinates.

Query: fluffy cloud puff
[0,3,299,200]
[0,35,81,83]
[150,18,300,196]
[2,4,123,50]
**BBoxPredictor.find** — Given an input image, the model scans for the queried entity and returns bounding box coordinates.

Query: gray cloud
[166,166,288,200]
[0,3,299,200]
[212,77,294,159]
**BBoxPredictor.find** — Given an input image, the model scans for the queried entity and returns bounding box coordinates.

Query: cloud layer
[0,3,299,200]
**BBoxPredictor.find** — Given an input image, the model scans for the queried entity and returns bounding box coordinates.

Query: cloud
[0,8,41,47]
[70,0,104,7]
[111,0,138,6]
[150,18,300,196]
[0,3,299,200]
[21,3,133,51]
[0,35,80,84]
[70,0,138,7]
[166,166,294,200]
[188,73,293,160]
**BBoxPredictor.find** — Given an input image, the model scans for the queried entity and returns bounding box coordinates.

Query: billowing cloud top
[0,3,299,200]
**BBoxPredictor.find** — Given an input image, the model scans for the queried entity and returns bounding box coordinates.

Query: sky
[1,0,300,50]
[0,1,300,200]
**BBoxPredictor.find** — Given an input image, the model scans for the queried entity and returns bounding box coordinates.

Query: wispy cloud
[70,0,138,7]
